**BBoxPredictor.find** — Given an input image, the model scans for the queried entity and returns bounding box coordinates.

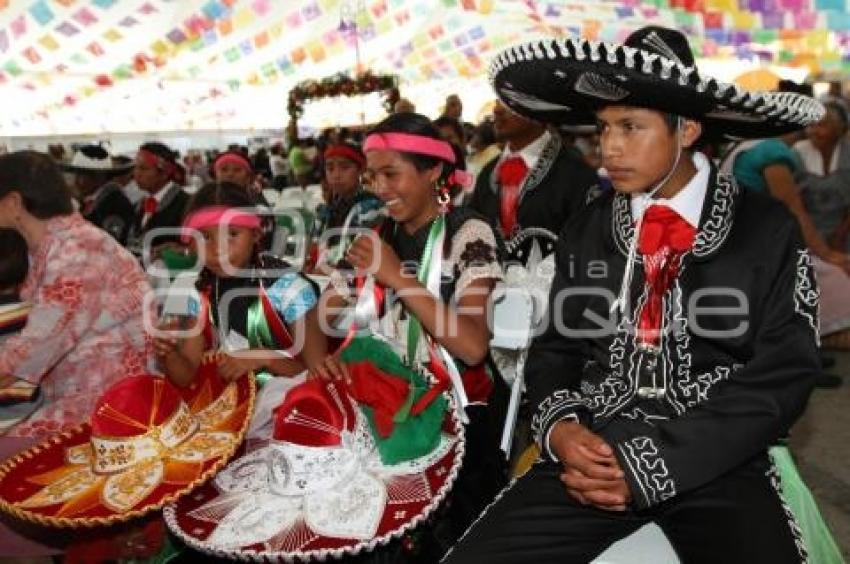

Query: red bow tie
[638,205,696,255]
[498,156,528,236]
[636,205,696,348]
[143,196,158,216]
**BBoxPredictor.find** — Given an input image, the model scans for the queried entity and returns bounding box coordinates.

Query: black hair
[139,142,177,164]
[823,101,849,130]
[185,180,265,215]
[433,116,465,145]
[473,121,496,147]
[368,112,461,193]
[0,151,73,219]
[777,79,814,97]
[0,228,27,292]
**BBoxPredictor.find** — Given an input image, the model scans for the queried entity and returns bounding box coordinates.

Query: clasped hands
[549,420,632,512]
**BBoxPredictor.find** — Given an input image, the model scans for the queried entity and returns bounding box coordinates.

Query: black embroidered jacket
[469,134,599,248]
[526,168,819,510]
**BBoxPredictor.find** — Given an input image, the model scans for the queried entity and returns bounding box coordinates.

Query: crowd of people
[0,24,847,563]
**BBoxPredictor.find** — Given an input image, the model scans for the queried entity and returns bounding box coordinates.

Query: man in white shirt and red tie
[126,142,189,254]
[469,100,599,263]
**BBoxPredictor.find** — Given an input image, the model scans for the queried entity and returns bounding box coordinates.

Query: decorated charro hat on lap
[489,25,824,137]
[165,336,465,562]
[0,354,254,527]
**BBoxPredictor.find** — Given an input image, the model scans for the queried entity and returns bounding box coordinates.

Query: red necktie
[143,196,158,216]
[636,205,696,348]
[497,156,528,236]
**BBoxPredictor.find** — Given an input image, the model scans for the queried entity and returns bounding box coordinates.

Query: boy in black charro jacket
[445,26,825,564]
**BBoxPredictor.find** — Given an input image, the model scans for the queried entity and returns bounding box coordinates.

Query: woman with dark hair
[307,112,506,561]
[0,150,152,441]
[153,181,325,388]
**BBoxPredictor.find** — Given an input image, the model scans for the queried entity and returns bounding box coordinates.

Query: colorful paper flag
[151,40,170,55]
[11,15,27,39]
[218,19,233,36]
[38,34,58,51]
[224,46,240,62]
[103,28,123,42]
[93,0,117,8]
[285,11,302,28]
[302,1,322,20]
[234,7,255,27]
[22,47,41,64]
[371,0,388,18]
[306,40,325,62]
[86,42,104,56]
[55,21,79,36]
[290,47,306,64]
[3,60,22,76]
[73,8,98,26]
[112,65,132,79]
[167,28,187,45]
[29,1,54,26]
[202,0,225,20]
[394,9,411,25]
[252,0,271,16]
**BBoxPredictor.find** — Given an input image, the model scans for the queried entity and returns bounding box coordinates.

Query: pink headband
[363,132,456,164]
[181,206,261,242]
[214,152,253,173]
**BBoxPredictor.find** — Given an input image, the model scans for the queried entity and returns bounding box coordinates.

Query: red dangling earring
[436,181,451,214]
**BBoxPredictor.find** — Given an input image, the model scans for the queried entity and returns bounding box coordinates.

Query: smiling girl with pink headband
[304,113,506,561]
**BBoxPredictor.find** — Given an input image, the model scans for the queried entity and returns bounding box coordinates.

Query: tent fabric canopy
[0,0,843,137]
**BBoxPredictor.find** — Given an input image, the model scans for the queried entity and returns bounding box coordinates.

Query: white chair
[490,250,556,458]
[276,187,306,210]
[592,523,680,563]
[490,284,537,457]
[262,188,280,207]
[304,184,323,200]
[160,270,201,318]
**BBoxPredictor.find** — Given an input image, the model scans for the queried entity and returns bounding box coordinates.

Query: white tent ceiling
[0,0,830,139]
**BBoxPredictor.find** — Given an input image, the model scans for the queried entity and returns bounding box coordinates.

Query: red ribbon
[636,205,696,348]
[143,196,158,216]
[259,284,296,354]
[498,156,528,236]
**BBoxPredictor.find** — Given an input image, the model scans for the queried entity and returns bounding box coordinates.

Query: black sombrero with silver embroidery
[62,144,135,176]
[489,26,824,138]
